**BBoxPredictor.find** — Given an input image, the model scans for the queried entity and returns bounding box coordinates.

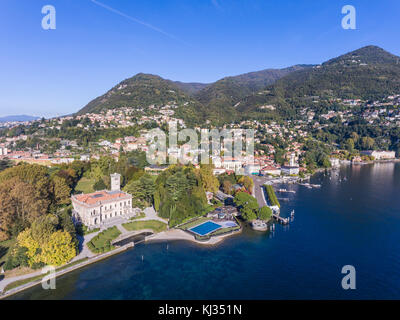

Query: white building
[281,154,300,175]
[0,147,8,156]
[71,173,134,228]
[361,150,396,160]
[329,157,340,167]
[281,166,300,175]
[221,158,243,173]
[261,166,281,176]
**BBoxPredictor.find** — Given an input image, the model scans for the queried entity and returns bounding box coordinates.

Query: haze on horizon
[1,0,400,118]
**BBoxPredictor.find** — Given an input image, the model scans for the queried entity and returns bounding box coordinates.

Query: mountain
[237,46,400,118]
[78,66,307,124]
[0,115,40,123]
[77,73,207,126]
[173,81,208,95]
[194,65,312,122]
[77,46,400,125]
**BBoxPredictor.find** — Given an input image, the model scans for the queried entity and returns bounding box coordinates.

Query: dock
[272,213,290,225]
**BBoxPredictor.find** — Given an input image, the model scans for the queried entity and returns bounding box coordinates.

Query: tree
[350,132,359,143]
[345,138,355,153]
[234,192,259,221]
[93,179,107,191]
[361,136,375,150]
[199,164,219,193]
[0,163,52,202]
[31,214,58,244]
[139,174,156,204]
[51,175,71,205]
[40,231,76,266]
[222,180,232,194]
[238,176,254,193]
[155,165,207,227]
[0,158,12,172]
[17,229,41,267]
[0,177,48,240]
[258,206,272,221]
[124,174,155,208]
[241,206,257,221]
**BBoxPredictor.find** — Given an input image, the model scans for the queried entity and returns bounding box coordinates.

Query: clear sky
[1,0,400,118]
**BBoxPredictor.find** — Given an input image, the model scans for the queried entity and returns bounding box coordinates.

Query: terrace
[179,210,241,241]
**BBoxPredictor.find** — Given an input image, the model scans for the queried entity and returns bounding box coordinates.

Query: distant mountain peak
[0,115,40,123]
[324,45,400,66]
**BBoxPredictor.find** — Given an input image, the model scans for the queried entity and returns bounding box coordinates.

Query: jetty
[271,212,290,225]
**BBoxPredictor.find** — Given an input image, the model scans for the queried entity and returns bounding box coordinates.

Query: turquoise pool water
[189,221,222,236]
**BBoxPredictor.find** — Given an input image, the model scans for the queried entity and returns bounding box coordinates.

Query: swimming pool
[189,221,222,236]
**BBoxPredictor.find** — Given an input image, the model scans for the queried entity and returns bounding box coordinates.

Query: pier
[272,213,290,225]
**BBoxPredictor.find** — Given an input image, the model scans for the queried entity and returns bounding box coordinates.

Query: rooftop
[73,190,129,205]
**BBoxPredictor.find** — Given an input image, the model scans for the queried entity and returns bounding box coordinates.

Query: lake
[9,162,400,299]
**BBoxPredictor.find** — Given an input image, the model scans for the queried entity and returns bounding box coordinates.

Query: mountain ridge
[0,115,40,123]
[77,45,400,124]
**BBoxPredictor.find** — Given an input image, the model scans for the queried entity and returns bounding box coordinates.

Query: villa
[361,150,396,160]
[71,173,134,228]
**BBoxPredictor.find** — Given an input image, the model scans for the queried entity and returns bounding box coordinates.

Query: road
[252,176,270,208]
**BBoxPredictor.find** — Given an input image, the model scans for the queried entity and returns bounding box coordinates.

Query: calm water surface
[10,163,400,299]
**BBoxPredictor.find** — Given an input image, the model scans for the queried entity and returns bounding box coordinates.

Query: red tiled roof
[74,191,128,205]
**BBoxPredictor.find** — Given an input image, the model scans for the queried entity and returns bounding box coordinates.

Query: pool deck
[146,228,241,246]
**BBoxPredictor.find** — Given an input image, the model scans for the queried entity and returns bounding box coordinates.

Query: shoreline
[1,160,396,299]
[0,227,242,299]
[0,243,134,299]
[146,227,242,246]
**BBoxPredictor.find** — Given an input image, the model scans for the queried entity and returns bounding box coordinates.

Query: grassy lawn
[0,239,16,266]
[75,177,95,194]
[129,211,145,220]
[87,227,121,254]
[122,220,167,233]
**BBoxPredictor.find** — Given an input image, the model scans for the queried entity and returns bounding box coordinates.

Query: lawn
[122,220,167,233]
[87,227,121,254]
[75,177,95,194]
[129,211,145,220]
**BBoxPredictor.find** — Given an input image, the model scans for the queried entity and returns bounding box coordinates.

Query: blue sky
[1,0,400,118]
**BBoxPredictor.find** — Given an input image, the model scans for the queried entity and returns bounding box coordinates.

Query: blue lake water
[9,162,400,299]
